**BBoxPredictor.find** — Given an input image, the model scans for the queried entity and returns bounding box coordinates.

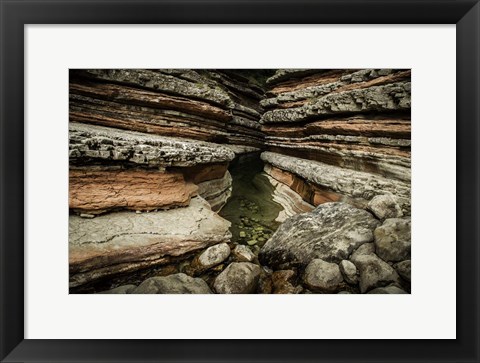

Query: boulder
[367,285,408,294]
[367,194,403,220]
[259,202,380,269]
[192,243,231,273]
[374,218,411,262]
[351,254,401,293]
[394,260,411,282]
[232,245,256,263]
[349,243,375,261]
[213,262,262,294]
[272,269,298,294]
[339,260,358,285]
[132,273,212,294]
[257,268,273,294]
[303,259,344,293]
[98,284,136,294]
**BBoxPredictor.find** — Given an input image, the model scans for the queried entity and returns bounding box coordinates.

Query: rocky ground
[69,68,411,294]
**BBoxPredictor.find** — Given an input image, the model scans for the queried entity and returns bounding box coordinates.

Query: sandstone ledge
[69,196,231,287]
[69,123,235,167]
[69,168,198,214]
[261,151,410,213]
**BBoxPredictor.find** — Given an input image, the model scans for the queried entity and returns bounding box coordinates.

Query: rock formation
[69,68,411,294]
[260,69,411,214]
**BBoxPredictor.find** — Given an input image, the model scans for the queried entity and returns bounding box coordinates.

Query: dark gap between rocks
[219,152,283,254]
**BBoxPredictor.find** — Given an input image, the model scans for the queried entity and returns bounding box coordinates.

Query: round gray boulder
[303,259,344,293]
[374,218,411,262]
[213,262,262,294]
[339,260,358,285]
[351,253,401,293]
[367,194,403,220]
[195,242,231,270]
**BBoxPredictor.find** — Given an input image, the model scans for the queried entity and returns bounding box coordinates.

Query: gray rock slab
[259,202,380,269]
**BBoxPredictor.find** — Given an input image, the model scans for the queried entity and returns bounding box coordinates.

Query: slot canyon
[69,68,411,294]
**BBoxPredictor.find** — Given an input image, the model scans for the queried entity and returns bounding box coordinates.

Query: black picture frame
[1,1,479,362]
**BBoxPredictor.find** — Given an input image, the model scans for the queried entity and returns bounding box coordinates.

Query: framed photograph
[1,1,479,362]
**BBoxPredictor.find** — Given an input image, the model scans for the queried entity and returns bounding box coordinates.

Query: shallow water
[219,153,284,251]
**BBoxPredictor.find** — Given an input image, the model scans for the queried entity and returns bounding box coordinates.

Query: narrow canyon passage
[219,153,283,250]
[68,68,412,294]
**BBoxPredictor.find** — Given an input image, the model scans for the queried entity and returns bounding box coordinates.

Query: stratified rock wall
[69,68,411,293]
[70,69,266,148]
[260,69,411,213]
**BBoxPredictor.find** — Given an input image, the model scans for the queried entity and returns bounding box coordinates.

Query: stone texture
[265,164,343,207]
[262,82,411,123]
[367,285,408,294]
[213,262,262,294]
[232,244,256,263]
[271,269,298,294]
[69,197,231,287]
[74,69,234,108]
[303,259,344,293]
[196,171,232,212]
[339,260,358,285]
[69,168,198,214]
[374,218,411,262]
[132,273,212,294]
[192,243,231,272]
[349,243,376,261]
[264,173,314,222]
[394,260,411,282]
[260,69,411,215]
[70,69,267,148]
[259,202,380,269]
[261,152,411,214]
[98,284,136,294]
[70,123,235,167]
[367,194,403,220]
[350,253,401,293]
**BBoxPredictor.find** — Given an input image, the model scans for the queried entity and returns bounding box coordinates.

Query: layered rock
[69,196,231,287]
[68,68,411,294]
[69,122,235,168]
[70,168,198,215]
[260,69,411,219]
[70,69,267,148]
[69,122,235,214]
[262,152,411,214]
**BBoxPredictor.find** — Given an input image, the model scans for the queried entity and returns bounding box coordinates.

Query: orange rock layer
[69,168,198,214]
[265,165,342,206]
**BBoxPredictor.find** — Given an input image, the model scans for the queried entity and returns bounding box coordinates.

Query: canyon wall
[260,69,411,214]
[69,69,267,289]
[69,69,411,294]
